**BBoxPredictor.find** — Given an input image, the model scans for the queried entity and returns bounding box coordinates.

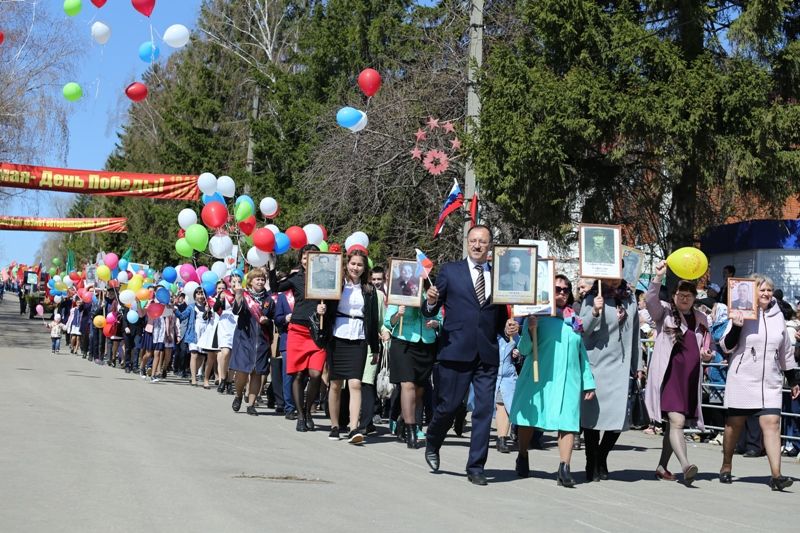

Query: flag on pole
[415,248,434,279]
[433,178,464,237]
[469,191,479,228]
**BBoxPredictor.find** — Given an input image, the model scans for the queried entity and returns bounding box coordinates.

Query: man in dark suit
[422,225,519,486]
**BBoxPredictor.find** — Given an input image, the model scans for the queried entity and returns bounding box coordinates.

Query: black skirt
[329,337,367,380]
[389,338,435,385]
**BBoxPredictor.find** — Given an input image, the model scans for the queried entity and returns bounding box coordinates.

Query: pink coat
[720,299,797,409]
[644,282,710,428]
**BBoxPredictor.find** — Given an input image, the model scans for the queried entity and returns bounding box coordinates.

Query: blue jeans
[281,351,295,412]
[51,337,61,351]
[783,395,800,451]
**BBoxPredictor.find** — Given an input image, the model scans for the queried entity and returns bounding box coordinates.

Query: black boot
[584,429,600,482]
[496,436,510,453]
[396,419,407,443]
[557,462,576,488]
[406,422,418,449]
[217,379,227,394]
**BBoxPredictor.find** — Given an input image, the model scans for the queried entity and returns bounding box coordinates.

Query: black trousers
[270,356,285,409]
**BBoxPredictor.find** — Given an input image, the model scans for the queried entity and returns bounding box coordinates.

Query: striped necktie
[474,264,486,306]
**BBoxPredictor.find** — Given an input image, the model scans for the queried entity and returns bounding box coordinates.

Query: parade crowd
[35,226,800,490]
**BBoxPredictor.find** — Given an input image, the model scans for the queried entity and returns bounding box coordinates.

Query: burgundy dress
[660,314,701,417]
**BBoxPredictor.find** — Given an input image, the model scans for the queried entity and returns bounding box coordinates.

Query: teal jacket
[385,304,441,344]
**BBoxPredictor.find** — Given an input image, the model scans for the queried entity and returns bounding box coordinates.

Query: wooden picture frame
[728,277,757,320]
[304,251,343,301]
[621,246,645,288]
[513,257,556,317]
[491,244,538,305]
[386,258,424,307]
[579,223,623,280]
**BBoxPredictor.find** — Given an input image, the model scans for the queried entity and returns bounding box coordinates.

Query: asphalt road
[0,297,797,532]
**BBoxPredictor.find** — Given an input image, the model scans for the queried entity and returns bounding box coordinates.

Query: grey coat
[579,291,640,431]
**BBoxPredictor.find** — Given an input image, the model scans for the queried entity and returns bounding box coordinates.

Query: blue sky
[1,0,203,266]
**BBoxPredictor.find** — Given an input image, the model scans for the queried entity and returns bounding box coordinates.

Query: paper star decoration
[423,150,449,176]
[415,128,427,142]
[410,146,422,160]
[442,121,455,134]
[450,138,462,151]
[426,117,440,130]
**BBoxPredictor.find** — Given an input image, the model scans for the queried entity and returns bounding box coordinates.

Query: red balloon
[177,228,186,238]
[81,292,93,304]
[357,68,382,97]
[103,323,115,338]
[0,32,5,45]
[91,0,108,7]
[253,228,276,252]
[146,302,165,319]
[238,215,256,236]
[201,201,228,229]
[319,225,328,241]
[285,226,307,250]
[329,243,342,253]
[347,244,368,256]
[125,82,148,102]
[69,272,81,282]
[131,0,155,17]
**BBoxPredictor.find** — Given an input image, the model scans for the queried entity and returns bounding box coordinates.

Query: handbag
[376,339,394,399]
[308,313,328,349]
[628,377,649,429]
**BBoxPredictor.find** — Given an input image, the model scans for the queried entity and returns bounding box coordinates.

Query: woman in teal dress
[512,275,596,487]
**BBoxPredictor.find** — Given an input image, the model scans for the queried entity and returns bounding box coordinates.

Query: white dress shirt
[334,281,366,340]
[467,256,492,301]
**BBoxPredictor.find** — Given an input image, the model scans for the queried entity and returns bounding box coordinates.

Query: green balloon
[234,201,253,222]
[62,82,82,102]
[48,267,57,276]
[63,0,82,17]
[368,257,374,269]
[185,224,209,251]
[52,258,62,266]
[318,240,329,252]
[175,238,194,258]
[241,234,253,247]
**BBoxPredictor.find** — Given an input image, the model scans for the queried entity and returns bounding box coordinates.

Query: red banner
[0,216,128,233]
[0,162,199,200]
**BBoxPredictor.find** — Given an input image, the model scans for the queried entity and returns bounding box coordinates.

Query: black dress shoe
[246,405,258,416]
[719,471,732,484]
[467,472,488,486]
[496,437,510,454]
[232,396,243,413]
[515,454,530,478]
[296,419,308,432]
[424,445,440,472]
[557,462,576,488]
[285,410,298,421]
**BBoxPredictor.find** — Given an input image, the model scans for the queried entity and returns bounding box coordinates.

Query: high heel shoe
[217,380,226,394]
[557,462,575,488]
[515,453,530,478]
[655,466,676,481]
[719,470,733,484]
[396,420,407,443]
[406,423,418,449]
[768,476,793,491]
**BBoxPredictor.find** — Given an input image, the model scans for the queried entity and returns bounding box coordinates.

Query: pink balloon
[179,264,198,284]
[196,266,209,279]
[106,313,117,324]
[35,304,44,316]
[104,253,119,270]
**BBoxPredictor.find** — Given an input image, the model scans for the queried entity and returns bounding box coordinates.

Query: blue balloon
[47,279,56,289]
[138,41,160,63]
[234,195,256,216]
[118,259,129,272]
[336,107,362,129]
[231,269,245,281]
[126,309,140,324]
[201,271,219,285]
[155,287,170,305]
[162,266,177,284]
[274,232,291,255]
[202,192,225,205]
[202,281,216,296]
[146,268,155,279]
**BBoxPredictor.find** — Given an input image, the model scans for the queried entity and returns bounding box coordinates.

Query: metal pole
[462,0,483,257]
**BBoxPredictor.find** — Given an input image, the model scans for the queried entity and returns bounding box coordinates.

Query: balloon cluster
[335,68,382,133]
[63,0,191,104]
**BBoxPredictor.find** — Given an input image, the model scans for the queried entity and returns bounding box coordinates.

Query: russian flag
[415,248,434,279]
[433,179,464,237]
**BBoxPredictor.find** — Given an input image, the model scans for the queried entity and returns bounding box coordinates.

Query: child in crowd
[47,314,66,354]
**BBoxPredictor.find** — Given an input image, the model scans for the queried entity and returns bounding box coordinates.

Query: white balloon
[350,231,370,248]
[211,261,227,280]
[163,24,191,48]
[266,224,280,235]
[183,281,199,304]
[178,208,197,229]
[197,172,217,195]
[53,275,62,282]
[303,224,324,246]
[259,197,278,217]
[246,246,270,267]
[54,295,63,304]
[119,289,136,306]
[63,277,74,288]
[209,234,233,259]
[117,271,129,284]
[216,175,236,198]
[349,112,368,132]
[344,235,355,251]
[91,21,111,45]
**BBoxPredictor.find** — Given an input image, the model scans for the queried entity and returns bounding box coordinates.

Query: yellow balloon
[127,275,144,292]
[97,265,111,282]
[666,247,708,280]
[93,315,106,328]
[56,282,67,291]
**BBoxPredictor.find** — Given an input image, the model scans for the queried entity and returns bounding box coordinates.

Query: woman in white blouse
[322,249,381,444]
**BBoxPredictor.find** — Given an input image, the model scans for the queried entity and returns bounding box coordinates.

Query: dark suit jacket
[422,259,508,366]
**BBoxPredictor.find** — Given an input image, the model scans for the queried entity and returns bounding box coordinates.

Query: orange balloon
[136,288,152,301]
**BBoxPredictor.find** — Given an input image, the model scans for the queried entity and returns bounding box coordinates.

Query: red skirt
[286,323,326,374]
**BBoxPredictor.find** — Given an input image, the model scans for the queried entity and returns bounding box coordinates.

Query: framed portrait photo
[579,224,622,280]
[728,277,757,320]
[491,245,537,305]
[386,258,424,307]
[621,246,645,288]
[305,251,343,301]
[513,257,556,317]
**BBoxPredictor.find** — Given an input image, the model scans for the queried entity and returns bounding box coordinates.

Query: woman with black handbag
[270,244,328,432]
[644,261,713,486]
